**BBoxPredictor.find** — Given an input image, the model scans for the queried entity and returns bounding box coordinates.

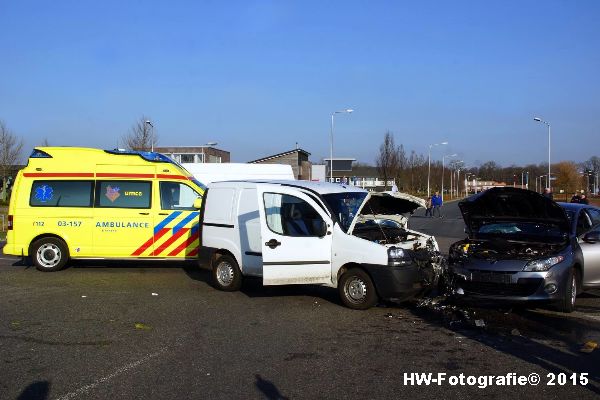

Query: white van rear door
[257,184,332,285]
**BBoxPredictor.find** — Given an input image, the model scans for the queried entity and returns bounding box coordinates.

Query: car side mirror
[583,231,600,244]
[193,197,202,209]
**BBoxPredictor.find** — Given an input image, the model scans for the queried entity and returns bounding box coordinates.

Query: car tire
[338,268,378,310]
[558,268,578,313]
[211,254,242,291]
[30,237,69,272]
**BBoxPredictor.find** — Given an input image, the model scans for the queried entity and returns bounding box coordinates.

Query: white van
[199,180,442,309]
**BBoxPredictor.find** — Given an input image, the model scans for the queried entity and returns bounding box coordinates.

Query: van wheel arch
[210,250,242,291]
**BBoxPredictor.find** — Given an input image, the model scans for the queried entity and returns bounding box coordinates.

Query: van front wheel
[339,268,378,310]
[211,254,242,291]
[31,238,69,272]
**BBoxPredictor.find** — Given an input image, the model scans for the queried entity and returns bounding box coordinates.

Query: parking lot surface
[2,201,600,399]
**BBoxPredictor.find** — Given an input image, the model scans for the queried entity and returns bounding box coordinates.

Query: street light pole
[145,120,154,152]
[330,109,354,183]
[441,153,457,202]
[534,117,551,191]
[427,141,448,197]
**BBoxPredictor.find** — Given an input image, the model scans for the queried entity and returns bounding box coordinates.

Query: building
[466,180,507,193]
[249,148,312,180]
[320,159,395,191]
[154,146,230,164]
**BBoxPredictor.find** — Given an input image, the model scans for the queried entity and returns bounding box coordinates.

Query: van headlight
[388,247,412,266]
[523,255,564,272]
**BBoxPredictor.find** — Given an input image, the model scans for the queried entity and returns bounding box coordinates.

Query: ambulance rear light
[8,215,13,230]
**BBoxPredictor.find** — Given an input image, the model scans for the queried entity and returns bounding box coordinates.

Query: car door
[579,208,600,286]
[257,184,333,285]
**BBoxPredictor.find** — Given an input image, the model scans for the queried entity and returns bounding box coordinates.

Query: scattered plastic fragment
[475,319,485,328]
[151,293,158,296]
[81,295,87,298]
[386,313,393,318]
[580,341,598,353]
[134,322,152,330]
[511,328,521,336]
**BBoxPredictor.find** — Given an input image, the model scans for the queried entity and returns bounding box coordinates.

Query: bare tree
[376,131,399,191]
[0,120,24,201]
[122,116,157,151]
[41,138,50,146]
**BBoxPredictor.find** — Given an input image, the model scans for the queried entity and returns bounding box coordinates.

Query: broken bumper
[449,262,572,302]
[362,263,426,301]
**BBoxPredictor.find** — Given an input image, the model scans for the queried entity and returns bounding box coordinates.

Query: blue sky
[1,0,599,167]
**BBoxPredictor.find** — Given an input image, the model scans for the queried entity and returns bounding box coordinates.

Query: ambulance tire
[31,237,69,272]
[339,268,378,310]
[212,254,242,291]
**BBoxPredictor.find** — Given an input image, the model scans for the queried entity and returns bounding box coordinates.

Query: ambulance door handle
[265,239,281,249]
[158,212,169,215]
[139,212,150,215]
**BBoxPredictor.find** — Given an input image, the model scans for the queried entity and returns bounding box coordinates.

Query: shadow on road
[255,374,289,400]
[17,380,51,400]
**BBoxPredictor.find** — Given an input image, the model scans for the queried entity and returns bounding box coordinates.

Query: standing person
[542,188,554,201]
[580,194,589,205]
[432,191,443,218]
[570,192,581,203]
[425,196,433,217]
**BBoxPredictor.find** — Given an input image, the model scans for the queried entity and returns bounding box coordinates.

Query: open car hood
[348,191,426,234]
[459,187,571,237]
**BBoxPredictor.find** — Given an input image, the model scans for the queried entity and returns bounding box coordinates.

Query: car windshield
[322,192,368,232]
[477,222,565,240]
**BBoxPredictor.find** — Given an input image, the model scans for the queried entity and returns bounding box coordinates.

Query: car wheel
[31,237,69,272]
[558,269,577,313]
[338,268,378,310]
[211,254,242,291]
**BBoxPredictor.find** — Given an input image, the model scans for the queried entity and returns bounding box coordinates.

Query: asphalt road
[2,200,600,399]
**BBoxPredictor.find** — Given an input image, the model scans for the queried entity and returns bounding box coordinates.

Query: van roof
[209,180,367,195]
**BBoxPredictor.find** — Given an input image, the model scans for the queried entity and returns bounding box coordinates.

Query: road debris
[475,319,485,328]
[81,295,87,298]
[134,322,152,330]
[511,328,521,336]
[151,293,158,296]
[580,340,598,353]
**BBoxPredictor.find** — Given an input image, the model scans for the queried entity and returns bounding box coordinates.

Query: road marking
[54,346,168,400]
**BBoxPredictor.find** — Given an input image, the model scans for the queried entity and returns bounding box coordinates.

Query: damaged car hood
[348,191,426,234]
[459,187,571,237]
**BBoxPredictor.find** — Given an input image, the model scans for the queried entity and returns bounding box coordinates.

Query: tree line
[376,131,599,196]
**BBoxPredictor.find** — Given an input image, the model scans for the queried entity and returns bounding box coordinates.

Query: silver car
[448,188,600,312]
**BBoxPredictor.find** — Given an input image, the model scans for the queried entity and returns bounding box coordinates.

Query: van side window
[160,182,200,210]
[30,180,93,207]
[263,193,324,237]
[96,181,151,209]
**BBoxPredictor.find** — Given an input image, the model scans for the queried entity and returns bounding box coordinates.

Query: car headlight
[388,247,412,266]
[523,255,565,272]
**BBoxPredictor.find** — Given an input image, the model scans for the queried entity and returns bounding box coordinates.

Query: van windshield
[322,192,368,232]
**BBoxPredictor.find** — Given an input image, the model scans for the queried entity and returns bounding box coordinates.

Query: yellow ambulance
[4,147,206,271]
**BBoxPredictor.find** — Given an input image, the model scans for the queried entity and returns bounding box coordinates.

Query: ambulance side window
[96,181,151,209]
[160,182,200,210]
[30,180,93,207]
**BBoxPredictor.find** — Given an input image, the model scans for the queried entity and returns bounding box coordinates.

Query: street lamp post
[330,109,354,183]
[427,141,448,197]
[534,117,551,190]
[145,120,154,151]
[441,154,457,202]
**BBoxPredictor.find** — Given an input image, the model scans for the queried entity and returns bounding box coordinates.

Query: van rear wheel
[211,254,242,291]
[339,268,378,310]
[31,237,69,272]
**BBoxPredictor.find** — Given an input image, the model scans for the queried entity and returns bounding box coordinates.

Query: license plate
[470,271,512,284]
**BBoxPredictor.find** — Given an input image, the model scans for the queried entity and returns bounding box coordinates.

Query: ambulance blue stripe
[172,212,200,234]
[190,223,199,236]
[154,211,182,234]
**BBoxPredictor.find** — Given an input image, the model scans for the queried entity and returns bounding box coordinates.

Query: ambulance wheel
[339,268,378,310]
[31,237,69,272]
[212,254,242,291]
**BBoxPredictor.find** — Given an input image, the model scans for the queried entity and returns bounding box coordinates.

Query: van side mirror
[193,197,202,209]
[583,231,600,244]
[315,220,328,237]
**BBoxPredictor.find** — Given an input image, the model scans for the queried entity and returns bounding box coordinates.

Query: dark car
[447,187,600,313]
